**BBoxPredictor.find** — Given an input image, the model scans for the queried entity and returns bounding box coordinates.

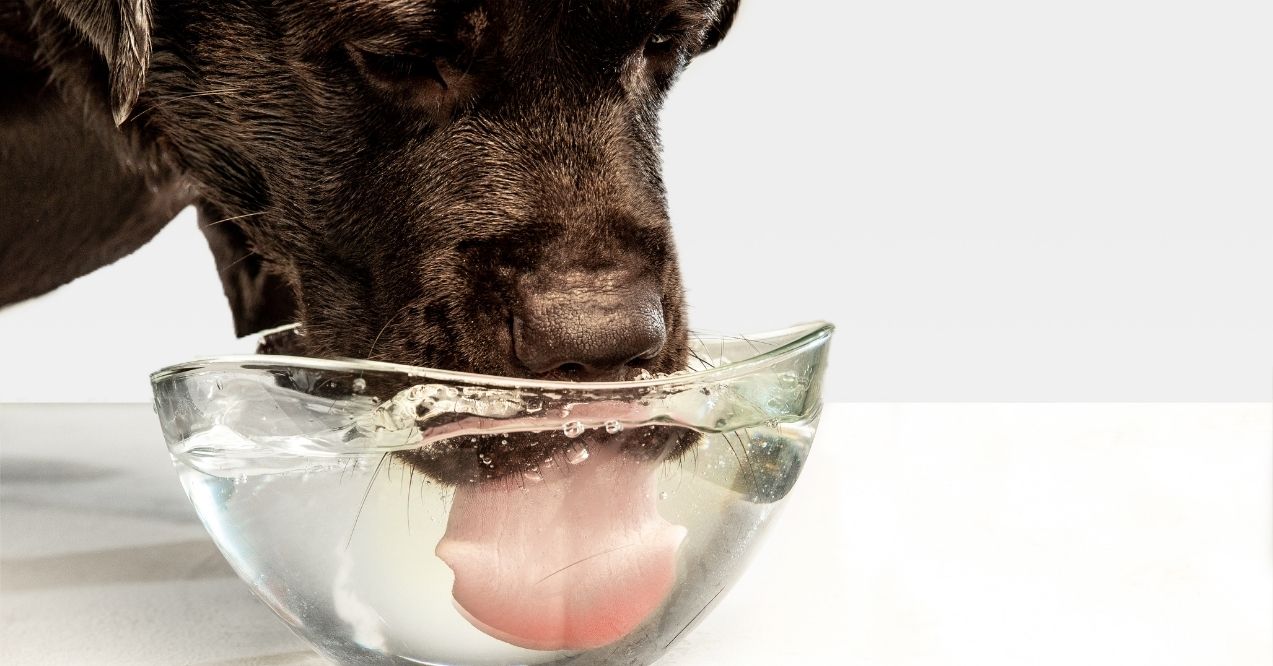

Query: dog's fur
[0,0,739,382]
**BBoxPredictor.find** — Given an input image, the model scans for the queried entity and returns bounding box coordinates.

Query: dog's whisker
[132,87,243,120]
[346,452,390,550]
[535,543,638,586]
[201,210,271,229]
[405,463,416,535]
[367,302,416,360]
[722,431,757,493]
[663,584,728,649]
[716,333,770,357]
[216,250,258,276]
[732,429,760,491]
[687,347,716,370]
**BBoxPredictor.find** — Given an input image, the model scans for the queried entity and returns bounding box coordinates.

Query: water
[155,323,833,665]
[176,418,816,665]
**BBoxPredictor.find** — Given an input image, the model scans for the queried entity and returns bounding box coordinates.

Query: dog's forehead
[300,0,721,47]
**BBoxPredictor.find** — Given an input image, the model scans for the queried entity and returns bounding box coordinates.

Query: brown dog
[0,0,739,382]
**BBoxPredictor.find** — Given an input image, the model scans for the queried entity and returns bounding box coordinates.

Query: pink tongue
[435,444,686,651]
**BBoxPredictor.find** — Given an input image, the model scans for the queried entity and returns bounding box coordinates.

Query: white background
[2,0,1271,402]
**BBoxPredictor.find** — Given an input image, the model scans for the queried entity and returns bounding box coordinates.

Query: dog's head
[65,0,740,380]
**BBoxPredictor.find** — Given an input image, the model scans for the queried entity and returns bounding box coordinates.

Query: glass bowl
[151,321,833,665]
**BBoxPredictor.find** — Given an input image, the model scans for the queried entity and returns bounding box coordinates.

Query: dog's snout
[513,270,666,381]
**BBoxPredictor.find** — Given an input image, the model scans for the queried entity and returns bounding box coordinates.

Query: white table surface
[1,403,1270,665]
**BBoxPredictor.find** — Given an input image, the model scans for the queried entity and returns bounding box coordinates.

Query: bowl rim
[150,320,834,393]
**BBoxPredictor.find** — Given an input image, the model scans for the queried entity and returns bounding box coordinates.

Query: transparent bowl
[151,321,834,666]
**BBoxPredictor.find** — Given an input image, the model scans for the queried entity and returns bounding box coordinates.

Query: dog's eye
[644,16,685,56]
[350,48,447,90]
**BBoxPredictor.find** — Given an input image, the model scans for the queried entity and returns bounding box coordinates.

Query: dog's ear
[48,0,152,125]
[700,0,741,54]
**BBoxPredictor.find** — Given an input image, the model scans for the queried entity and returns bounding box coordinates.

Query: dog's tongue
[435,444,686,651]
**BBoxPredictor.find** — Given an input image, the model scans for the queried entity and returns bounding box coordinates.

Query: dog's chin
[397,425,700,487]
[255,325,309,356]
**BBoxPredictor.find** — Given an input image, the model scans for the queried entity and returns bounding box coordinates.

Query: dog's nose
[513,270,667,381]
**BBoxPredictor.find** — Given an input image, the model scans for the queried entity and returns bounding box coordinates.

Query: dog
[3,4,750,651]
[1,0,739,385]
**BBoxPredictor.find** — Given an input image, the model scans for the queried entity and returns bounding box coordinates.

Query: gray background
[1,0,1269,402]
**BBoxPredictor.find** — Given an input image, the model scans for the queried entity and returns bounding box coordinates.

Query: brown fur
[0,0,739,383]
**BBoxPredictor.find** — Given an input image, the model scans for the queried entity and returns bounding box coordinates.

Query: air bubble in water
[604,420,623,434]
[562,421,585,438]
[567,447,590,465]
